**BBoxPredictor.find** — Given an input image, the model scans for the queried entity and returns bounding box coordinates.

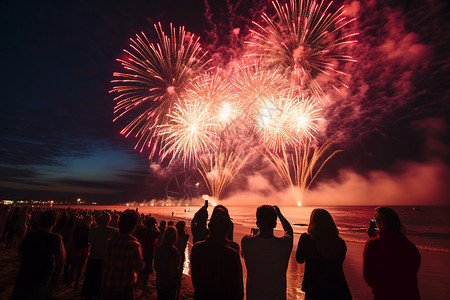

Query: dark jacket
[296,233,352,300]
[363,230,421,300]
[191,237,243,300]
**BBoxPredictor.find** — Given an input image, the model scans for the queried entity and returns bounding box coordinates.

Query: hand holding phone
[367,219,378,238]
[251,228,259,236]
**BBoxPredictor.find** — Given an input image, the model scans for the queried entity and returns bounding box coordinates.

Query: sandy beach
[0,246,195,300]
[1,206,449,299]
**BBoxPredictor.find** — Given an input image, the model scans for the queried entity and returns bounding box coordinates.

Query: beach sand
[0,242,194,300]
[1,209,449,299]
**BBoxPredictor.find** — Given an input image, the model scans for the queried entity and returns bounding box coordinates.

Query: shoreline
[148,209,450,300]
[1,206,449,299]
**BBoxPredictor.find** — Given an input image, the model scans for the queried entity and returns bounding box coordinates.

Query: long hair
[307,209,342,260]
[375,207,405,235]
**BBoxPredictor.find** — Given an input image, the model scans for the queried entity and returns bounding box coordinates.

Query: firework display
[198,147,249,200]
[265,141,340,204]
[111,23,209,157]
[112,0,356,202]
[247,0,358,101]
[158,99,218,165]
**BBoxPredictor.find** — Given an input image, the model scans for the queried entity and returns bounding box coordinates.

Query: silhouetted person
[101,210,144,300]
[296,209,352,300]
[15,207,30,248]
[136,217,160,295]
[63,212,78,283]
[109,213,119,228]
[241,205,293,300]
[158,220,167,245]
[155,226,180,300]
[211,205,239,252]
[175,221,189,298]
[68,214,92,289]
[191,213,244,300]
[11,210,66,300]
[81,212,117,299]
[0,205,10,241]
[363,207,421,300]
[5,207,19,249]
[191,205,209,244]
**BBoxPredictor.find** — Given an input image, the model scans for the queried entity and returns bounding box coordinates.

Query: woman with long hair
[363,207,421,300]
[296,209,352,300]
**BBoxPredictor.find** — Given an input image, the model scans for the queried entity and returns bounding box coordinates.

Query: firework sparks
[185,70,241,131]
[250,92,324,152]
[255,94,300,152]
[233,63,290,116]
[111,23,209,158]
[248,0,358,101]
[158,99,218,165]
[289,97,324,141]
[265,140,340,203]
[198,147,249,200]
[111,1,355,204]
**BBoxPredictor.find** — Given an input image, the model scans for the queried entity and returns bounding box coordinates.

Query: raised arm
[273,206,293,238]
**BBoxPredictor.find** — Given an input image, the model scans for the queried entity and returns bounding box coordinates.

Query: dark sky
[1,0,449,205]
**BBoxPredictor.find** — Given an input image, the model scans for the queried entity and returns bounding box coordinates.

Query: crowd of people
[0,203,421,300]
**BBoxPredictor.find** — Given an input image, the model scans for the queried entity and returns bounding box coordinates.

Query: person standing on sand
[241,205,293,300]
[11,210,66,300]
[174,220,189,298]
[100,210,145,300]
[0,205,9,243]
[68,214,92,290]
[154,226,180,300]
[81,212,117,299]
[14,206,30,248]
[363,206,421,300]
[136,217,160,295]
[296,209,352,300]
[191,213,244,300]
[158,220,167,245]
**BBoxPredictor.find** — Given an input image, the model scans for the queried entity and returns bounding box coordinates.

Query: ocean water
[124,205,450,254]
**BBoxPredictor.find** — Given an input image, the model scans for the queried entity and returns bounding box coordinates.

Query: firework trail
[265,140,340,204]
[247,0,358,101]
[198,146,249,200]
[111,23,209,158]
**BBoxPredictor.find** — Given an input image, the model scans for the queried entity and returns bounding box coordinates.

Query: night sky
[1,0,449,205]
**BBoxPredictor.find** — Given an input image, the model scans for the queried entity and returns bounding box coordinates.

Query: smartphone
[251,228,259,236]
[204,199,208,207]
[370,219,378,231]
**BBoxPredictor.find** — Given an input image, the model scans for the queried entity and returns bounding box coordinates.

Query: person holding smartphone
[191,200,210,245]
[367,219,378,238]
[363,207,421,300]
[241,205,293,300]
